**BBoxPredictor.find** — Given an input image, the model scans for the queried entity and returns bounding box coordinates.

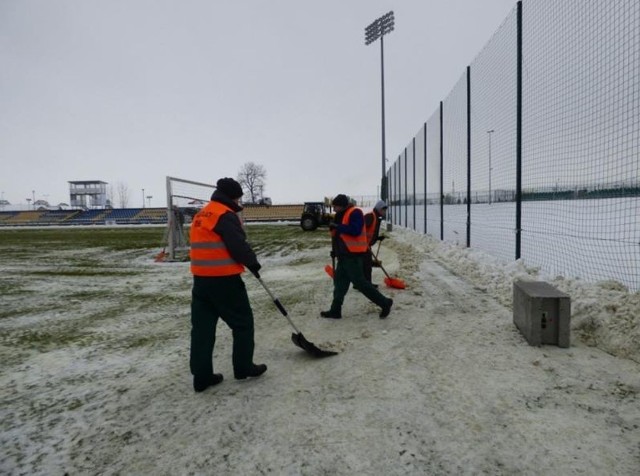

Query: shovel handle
[273,298,288,317]
[374,240,382,259]
[252,273,301,334]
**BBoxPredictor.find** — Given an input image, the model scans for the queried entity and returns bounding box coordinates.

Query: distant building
[69,181,108,209]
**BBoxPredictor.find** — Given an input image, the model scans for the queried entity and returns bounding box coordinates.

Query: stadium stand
[241,204,303,222]
[2,211,45,225]
[0,211,18,222]
[67,209,108,225]
[0,205,306,227]
[134,208,167,224]
[37,210,81,224]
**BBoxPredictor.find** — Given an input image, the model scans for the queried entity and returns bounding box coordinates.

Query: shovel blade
[324,264,334,279]
[291,332,338,358]
[384,276,406,289]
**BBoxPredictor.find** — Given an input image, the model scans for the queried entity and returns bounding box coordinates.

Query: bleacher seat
[0,205,306,227]
[241,204,303,222]
[3,211,45,225]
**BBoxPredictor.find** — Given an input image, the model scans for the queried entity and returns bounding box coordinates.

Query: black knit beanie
[216,178,244,199]
[332,194,349,207]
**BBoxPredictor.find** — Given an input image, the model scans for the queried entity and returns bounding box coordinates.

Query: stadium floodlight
[365,11,394,201]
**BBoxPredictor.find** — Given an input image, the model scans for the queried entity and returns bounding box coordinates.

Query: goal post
[163,176,215,261]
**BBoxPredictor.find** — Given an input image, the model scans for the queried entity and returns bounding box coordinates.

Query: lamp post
[365,11,395,202]
[146,195,152,208]
[32,190,35,209]
[487,129,495,204]
[142,188,145,208]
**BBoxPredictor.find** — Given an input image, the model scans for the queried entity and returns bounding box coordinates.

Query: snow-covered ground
[1,226,638,475]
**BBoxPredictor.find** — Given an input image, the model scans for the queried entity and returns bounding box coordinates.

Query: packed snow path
[1,227,638,475]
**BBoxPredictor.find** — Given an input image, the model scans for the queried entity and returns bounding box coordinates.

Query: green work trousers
[330,255,388,314]
[190,274,254,377]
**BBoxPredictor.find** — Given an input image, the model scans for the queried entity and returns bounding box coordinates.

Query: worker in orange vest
[321,194,393,320]
[189,177,267,392]
[363,200,388,285]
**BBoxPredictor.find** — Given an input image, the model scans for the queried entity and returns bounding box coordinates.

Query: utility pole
[142,188,145,208]
[365,11,395,202]
[487,130,495,204]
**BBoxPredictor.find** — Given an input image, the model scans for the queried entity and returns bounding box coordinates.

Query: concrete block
[513,280,571,348]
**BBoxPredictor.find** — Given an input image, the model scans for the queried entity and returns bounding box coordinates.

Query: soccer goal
[159,176,215,261]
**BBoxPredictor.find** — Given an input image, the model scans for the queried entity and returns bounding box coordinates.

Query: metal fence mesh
[387,0,639,290]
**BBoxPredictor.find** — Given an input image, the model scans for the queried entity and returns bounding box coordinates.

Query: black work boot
[193,373,224,392]
[379,298,393,319]
[320,309,342,319]
[234,363,267,380]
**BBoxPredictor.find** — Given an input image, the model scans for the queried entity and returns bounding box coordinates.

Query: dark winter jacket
[364,210,383,246]
[331,205,366,257]
[209,190,260,269]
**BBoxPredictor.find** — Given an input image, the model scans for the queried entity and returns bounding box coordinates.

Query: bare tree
[117,182,130,208]
[237,162,266,204]
[107,185,115,208]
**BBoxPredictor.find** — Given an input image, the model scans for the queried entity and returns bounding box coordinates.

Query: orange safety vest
[332,206,368,253]
[364,211,378,246]
[190,201,245,277]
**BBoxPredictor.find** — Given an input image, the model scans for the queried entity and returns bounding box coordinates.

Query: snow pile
[391,227,640,364]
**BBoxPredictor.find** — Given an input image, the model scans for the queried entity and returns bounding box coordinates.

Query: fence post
[439,101,444,241]
[404,147,408,227]
[466,65,472,248]
[516,0,523,259]
[412,136,416,231]
[423,122,428,235]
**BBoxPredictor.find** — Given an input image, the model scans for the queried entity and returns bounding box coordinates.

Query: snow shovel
[369,245,406,289]
[379,261,406,289]
[324,239,338,279]
[324,264,334,279]
[324,253,336,279]
[252,272,338,358]
[154,247,167,262]
[370,239,406,289]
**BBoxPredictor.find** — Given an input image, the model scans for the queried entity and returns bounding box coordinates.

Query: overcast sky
[0,0,517,207]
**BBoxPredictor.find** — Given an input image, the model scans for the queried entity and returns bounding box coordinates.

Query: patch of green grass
[64,290,115,300]
[28,269,138,277]
[0,227,165,252]
[67,399,84,411]
[0,224,325,257]
[0,282,32,297]
[245,224,329,255]
[120,335,157,348]
[0,302,69,320]
[128,292,191,310]
[9,327,89,350]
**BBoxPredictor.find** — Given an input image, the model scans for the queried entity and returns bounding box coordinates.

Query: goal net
[160,176,215,261]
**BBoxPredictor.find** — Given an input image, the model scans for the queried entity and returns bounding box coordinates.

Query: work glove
[330,250,336,259]
[377,236,386,242]
[247,263,262,278]
[372,258,382,268]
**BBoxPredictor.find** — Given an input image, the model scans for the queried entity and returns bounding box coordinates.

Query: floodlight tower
[365,11,394,201]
